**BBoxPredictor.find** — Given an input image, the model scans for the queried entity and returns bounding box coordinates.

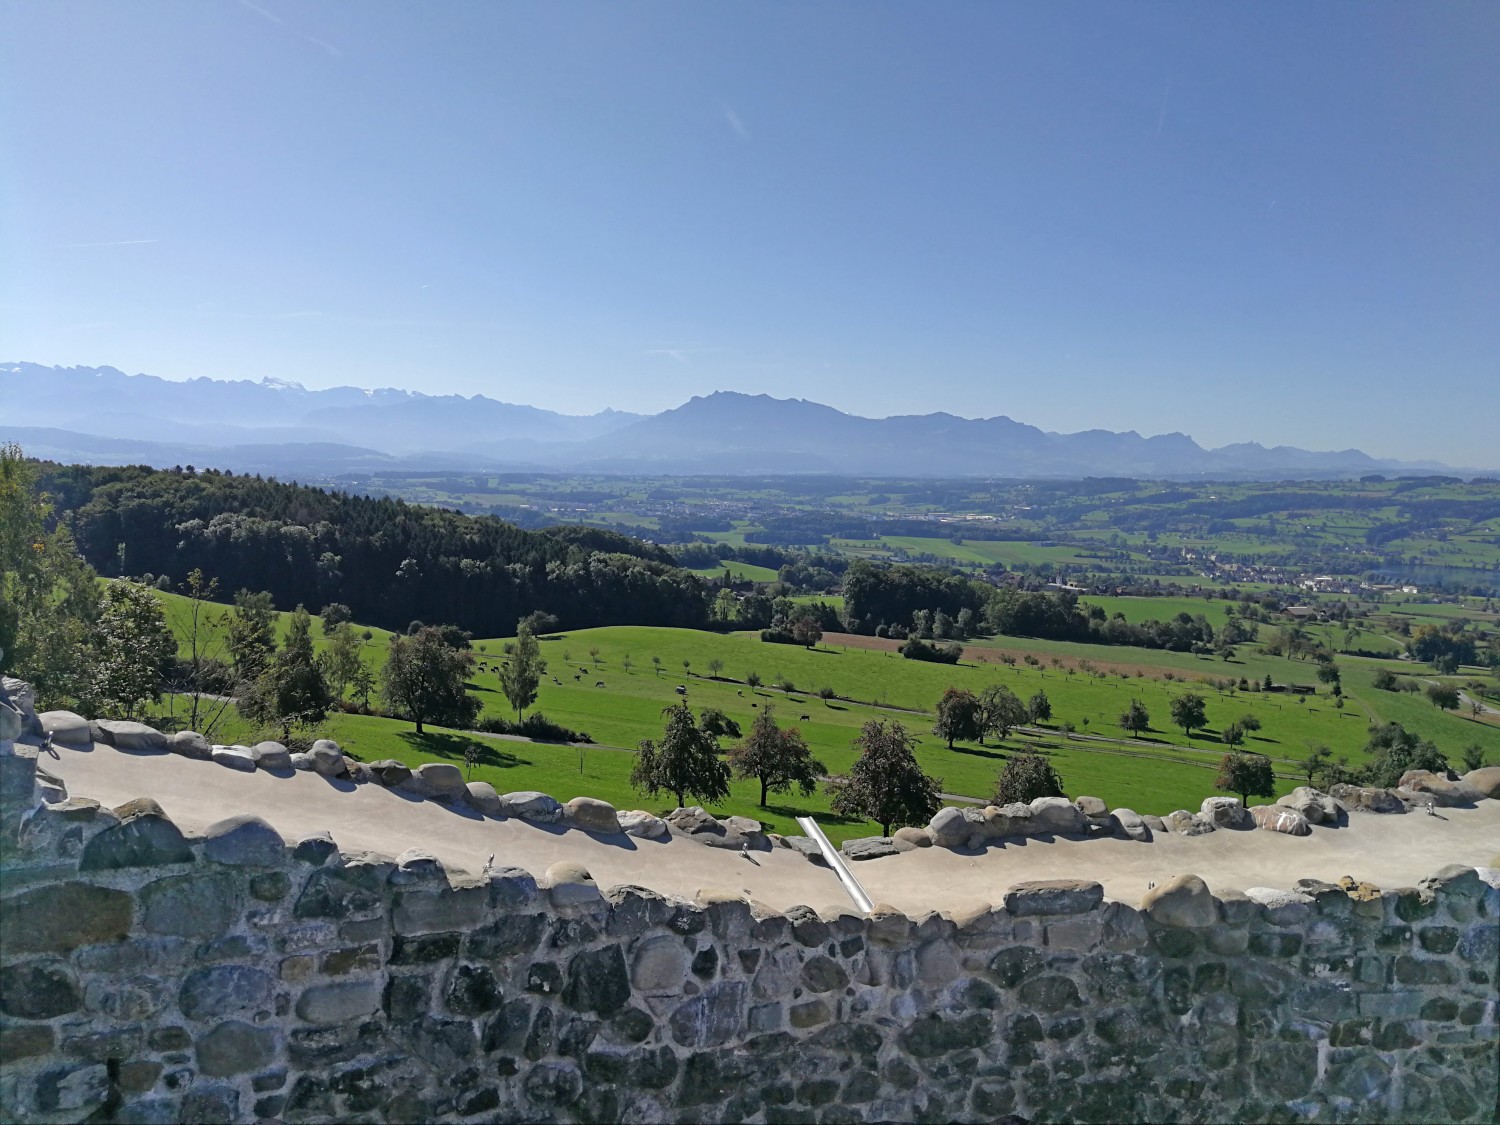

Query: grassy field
[868,535,1100,568]
[145,594,1497,845]
[788,594,845,611]
[1080,595,1238,627]
[148,587,395,673]
[686,561,781,583]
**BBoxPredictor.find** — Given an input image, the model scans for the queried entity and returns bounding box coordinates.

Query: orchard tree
[933,687,984,748]
[1214,751,1277,805]
[1170,693,1208,740]
[1425,683,1460,712]
[631,702,732,809]
[1027,690,1052,724]
[697,707,742,740]
[727,706,827,807]
[1302,743,1332,785]
[979,683,1028,743]
[1316,660,1342,690]
[382,626,480,734]
[994,753,1065,805]
[827,719,941,836]
[1119,699,1151,738]
[499,621,545,719]
[1222,721,1246,750]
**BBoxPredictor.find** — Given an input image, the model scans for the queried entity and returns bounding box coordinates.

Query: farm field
[789,594,845,611]
[144,595,1497,844]
[686,560,780,583]
[1080,595,1239,627]
[866,535,1106,568]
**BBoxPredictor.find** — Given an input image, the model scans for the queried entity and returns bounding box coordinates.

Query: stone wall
[1,744,1496,1124]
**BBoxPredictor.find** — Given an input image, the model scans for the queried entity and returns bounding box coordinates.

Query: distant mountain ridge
[2,362,1481,479]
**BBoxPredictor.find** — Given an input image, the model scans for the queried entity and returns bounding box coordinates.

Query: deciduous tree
[318,623,363,702]
[1214,751,1276,805]
[1119,699,1150,738]
[993,753,1065,805]
[1,445,100,707]
[1425,683,1460,712]
[1169,693,1208,740]
[827,719,941,836]
[499,622,545,720]
[382,626,480,734]
[631,702,732,809]
[933,687,984,748]
[727,706,827,807]
[88,580,175,720]
[979,683,1028,743]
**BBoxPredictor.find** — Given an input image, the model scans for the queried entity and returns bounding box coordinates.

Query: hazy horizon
[4,3,1497,464]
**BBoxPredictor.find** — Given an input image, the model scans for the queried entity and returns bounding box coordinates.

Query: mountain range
[1,362,1481,480]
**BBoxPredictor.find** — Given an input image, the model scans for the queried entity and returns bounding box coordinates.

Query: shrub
[994,753,1065,805]
[900,637,962,664]
[475,712,592,744]
[759,628,800,645]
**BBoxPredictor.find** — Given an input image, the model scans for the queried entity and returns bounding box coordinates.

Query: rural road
[30,736,1500,914]
[1420,678,1500,721]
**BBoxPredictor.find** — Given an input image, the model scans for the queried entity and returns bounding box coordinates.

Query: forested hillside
[35,463,710,634]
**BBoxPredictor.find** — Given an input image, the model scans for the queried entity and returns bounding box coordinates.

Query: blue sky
[3,1,1496,464]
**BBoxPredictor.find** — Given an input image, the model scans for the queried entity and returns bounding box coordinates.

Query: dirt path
[33,738,1500,913]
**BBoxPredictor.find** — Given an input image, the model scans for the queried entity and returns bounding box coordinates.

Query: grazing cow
[595,681,605,688]
[750,703,758,708]
[736,690,743,696]
[574,674,582,681]
[674,685,687,695]
[800,714,811,721]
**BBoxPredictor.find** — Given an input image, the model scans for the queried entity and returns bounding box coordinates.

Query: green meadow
[1080,595,1239,628]
[686,560,781,582]
[146,596,1497,845]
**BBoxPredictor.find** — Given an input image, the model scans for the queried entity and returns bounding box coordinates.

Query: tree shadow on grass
[397,731,530,770]
[761,802,868,829]
[953,744,1008,761]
